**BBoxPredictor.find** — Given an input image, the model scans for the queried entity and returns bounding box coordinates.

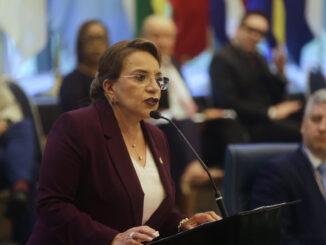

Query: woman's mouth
[145,98,159,107]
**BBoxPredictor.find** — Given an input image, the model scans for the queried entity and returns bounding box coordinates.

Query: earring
[111,97,117,105]
[105,92,116,105]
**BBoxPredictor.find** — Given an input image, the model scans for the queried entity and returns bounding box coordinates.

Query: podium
[149,203,293,245]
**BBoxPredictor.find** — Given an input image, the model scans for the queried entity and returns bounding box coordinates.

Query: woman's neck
[113,108,142,140]
[112,106,147,166]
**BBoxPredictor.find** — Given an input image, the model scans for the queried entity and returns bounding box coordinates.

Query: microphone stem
[161,116,229,218]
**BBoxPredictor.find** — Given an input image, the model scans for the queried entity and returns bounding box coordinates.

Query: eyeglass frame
[118,74,169,90]
[241,23,268,38]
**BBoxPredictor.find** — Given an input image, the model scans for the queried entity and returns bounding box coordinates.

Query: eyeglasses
[119,74,169,90]
[241,24,268,38]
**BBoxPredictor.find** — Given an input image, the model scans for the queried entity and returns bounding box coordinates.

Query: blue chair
[308,68,326,95]
[223,143,299,216]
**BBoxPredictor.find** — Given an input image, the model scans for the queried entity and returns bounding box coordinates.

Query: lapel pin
[159,157,163,164]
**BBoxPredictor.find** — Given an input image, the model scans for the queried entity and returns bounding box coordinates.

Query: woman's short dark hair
[76,20,109,63]
[90,38,161,102]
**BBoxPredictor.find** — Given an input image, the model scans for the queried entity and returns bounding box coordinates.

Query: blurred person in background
[0,78,36,244]
[59,20,109,112]
[210,10,303,143]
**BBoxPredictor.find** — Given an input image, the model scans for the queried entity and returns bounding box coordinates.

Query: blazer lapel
[95,99,144,225]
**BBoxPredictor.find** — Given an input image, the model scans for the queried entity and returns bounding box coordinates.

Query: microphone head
[150,110,162,119]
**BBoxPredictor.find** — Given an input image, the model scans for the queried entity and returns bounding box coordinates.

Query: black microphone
[150,110,229,218]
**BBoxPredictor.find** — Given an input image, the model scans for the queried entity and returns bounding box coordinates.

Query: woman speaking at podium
[27,39,220,245]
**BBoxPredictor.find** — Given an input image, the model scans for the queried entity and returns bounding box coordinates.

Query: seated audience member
[59,20,109,112]
[141,15,224,195]
[209,10,303,143]
[0,79,36,244]
[251,89,326,244]
[27,39,221,245]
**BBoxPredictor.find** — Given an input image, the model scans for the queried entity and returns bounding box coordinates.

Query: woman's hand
[180,211,222,231]
[111,225,159,245]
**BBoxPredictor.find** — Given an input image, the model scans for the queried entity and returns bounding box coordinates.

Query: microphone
[150,110,229,218]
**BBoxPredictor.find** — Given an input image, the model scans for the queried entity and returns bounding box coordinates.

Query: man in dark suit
[209,10,302,142]
[251,89,326,244]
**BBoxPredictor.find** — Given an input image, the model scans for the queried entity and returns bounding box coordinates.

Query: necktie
[318,163,326,197]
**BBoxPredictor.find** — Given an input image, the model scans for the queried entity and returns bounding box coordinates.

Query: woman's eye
[135,74,146,81]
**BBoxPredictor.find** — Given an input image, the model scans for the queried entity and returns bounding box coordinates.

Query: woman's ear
[103,79,114,96]
[103,79,117,105]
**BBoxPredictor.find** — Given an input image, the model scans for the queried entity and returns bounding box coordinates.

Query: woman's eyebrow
[130,69,148,74]
[130,69,162,76]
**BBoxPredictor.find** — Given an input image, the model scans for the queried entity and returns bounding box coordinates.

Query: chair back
[308,69,326,94]
[223,143,299,215]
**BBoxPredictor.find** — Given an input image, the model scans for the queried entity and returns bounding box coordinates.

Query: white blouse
[131,145,166,224]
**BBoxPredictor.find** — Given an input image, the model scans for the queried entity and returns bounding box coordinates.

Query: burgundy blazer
[27,99,185,245]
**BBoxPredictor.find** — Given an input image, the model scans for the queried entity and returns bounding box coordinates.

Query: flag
[170,0,210,63]
[247,0,313,64]
[136,0,154,36]
[210,0,228,45]
[305,0,324,37]
[271,0,285,45]
[210,0,246,45]
[284,0,313,63]
[151,0,166,15]
[123,0,168,37]
[0,0,47,60]
[134,0,168,37]
[225,0,246,39]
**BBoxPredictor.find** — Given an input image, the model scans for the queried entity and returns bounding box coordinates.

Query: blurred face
[104,50,161,121]
[80,23,109,66]
[236,14,269,52]
[301,102,326,160]
[143,18,176,56]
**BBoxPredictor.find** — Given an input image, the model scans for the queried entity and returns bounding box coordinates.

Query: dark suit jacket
[251,147,326,245]
[27,99,185,245]
[209,42,286,125]
[59,69,93,112]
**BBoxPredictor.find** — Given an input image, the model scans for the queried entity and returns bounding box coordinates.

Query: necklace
[132,143,144,161]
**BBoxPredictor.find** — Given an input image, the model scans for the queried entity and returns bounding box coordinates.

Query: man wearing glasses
[209,10,302,143]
